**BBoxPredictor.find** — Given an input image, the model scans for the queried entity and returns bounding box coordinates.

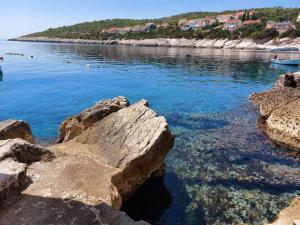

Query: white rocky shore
[11,36,300,51]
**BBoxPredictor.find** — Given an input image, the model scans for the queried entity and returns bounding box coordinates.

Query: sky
[0,0,299,38]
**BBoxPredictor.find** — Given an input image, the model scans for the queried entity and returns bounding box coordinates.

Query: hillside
[25,7,300,40]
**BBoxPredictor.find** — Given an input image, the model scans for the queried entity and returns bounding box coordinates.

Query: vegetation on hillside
[27,7,300,40]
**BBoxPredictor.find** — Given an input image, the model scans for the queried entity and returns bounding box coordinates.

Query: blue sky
[1,0,299,38]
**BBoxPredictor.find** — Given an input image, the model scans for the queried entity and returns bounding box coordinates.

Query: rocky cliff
[0,97,175,225]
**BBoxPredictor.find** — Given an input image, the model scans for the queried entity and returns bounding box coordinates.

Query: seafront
[1,3,300,224]
[11,36,300,51]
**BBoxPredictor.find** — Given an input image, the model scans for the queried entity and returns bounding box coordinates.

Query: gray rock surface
[58,96,129,142]
[0,139,52,205]
[0,120,35,143]
[52,99,175,203]
[249,72,300,148]
[0,97,174,225]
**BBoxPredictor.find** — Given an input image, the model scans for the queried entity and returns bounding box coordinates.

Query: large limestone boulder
[0,98,174,225]
[0,158,27,204]
[223,40,241,49]
[249,73,300,148]
[249,88,300,118]
[266,98,300,148]
[0,139,53,204]
[213,39,227,48]
[0,139,149,225]
[52,99,175,203]
[168,38,195,47]
[0,120,35,143]
[58,96,129,142]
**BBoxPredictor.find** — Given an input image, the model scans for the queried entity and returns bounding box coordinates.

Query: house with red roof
[266,20,295,34]
[223,19,243,31]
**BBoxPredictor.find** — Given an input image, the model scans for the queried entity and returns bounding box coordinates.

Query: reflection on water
[0,41,300,224]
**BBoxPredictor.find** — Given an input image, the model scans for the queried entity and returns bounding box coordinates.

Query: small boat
[5,52,24,56]
[271,59,300,66]
[0,66,3,81]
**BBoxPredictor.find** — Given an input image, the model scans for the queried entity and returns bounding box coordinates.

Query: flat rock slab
[24,154,122,208]
[0,120,35,143]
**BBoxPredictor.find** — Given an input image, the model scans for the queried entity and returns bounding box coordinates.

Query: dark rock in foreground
[0,120,35,143]
[0,97,175,225]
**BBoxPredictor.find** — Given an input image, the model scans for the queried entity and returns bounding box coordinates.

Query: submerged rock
[0,120,35,143]
[58,96,129,142]
[0,97,174,225]
[267,197,300,225]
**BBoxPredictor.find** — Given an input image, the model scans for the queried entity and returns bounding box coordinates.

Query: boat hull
[271,59,300,66]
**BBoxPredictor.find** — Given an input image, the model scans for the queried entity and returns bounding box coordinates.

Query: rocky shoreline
[0,97,175,225]
[250,72,300,225]
[10,36,300,51]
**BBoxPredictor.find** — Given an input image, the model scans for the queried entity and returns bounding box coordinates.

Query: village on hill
[101,10,299,37]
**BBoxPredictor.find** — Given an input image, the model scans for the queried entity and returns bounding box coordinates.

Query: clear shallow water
[1,41,300,224]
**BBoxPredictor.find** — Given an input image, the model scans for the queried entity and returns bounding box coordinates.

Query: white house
[297,14,300,22]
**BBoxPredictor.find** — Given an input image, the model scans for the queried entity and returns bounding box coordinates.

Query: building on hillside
[131,25,146,32]
[266,20,295,34]
[223,19,243,31]
[234,11,256,20]
[159,22,170,28]
[216,14,233,23]
[145,23,157,31]
[216,11,256,23]
[234,11,245,20]
[179,17,217,30]
[242,19,261,26]
[203,17,217,26]
[178,19,188,27]
[297,14,300,22]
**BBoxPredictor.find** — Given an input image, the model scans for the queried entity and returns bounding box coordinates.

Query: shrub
[204,28,231,39]
[279,23,300,38]
[250,28,279,40]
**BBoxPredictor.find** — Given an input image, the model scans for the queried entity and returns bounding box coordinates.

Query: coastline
[250,72,300,225]
[10,36,300,52]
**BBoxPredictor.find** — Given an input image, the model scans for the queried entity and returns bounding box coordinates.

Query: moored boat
[0,66,3,81]
[271,59,300,66]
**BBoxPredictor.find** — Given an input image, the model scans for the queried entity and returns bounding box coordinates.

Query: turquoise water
[1,41,300,224]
